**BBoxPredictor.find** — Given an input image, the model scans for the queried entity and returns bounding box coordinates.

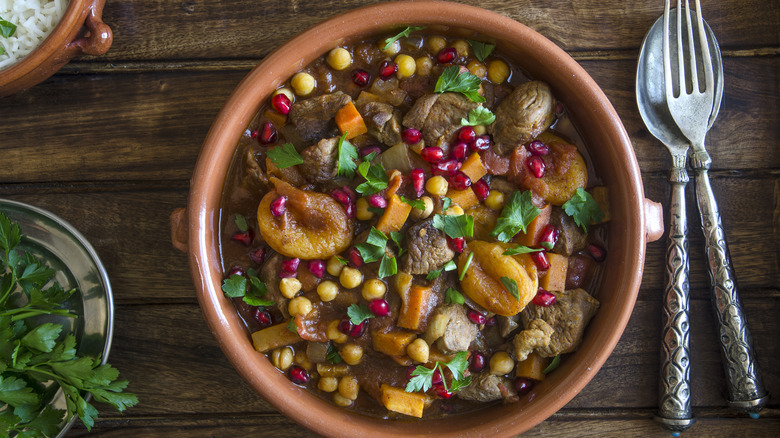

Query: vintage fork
[663,0,768,418]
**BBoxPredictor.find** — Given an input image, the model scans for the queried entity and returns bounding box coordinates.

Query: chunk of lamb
[359,101,402,146]
[434,304,478,354]
[457,373,517,402]
[491,81,555,155]
[513,318,553,361]
[259,253,290,319]
[520,288,599,357]
[402,92,479,150]
[300,137,338,184]
[402,218,455,275]
[549,206,588,256]
[289,92,352,142]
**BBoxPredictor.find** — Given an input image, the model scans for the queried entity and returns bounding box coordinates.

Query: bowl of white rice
[0,0,112,96]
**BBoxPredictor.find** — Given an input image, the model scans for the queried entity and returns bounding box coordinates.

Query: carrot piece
[460,152,487,182]
[446,187,479,210]
[335,101,368,139]
[371,329,418,356]
[376,193,412,235]
[397,284,434,332]
[515,352,550,381]
[251,322,301,353]
[540,252,567,292]
[514,204,551,247]
[588,186,611,223]
[381,384,426,418]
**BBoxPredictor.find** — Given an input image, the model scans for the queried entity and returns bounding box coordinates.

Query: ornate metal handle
[655,157,695,433]
[690,151,768,415]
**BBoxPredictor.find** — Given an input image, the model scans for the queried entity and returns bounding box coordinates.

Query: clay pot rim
[186,2,646,437]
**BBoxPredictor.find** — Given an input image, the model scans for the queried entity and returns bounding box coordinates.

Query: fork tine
[676,0,686,95]
[662,0,674,100]
[694,0,715,94]
[683,0,698,93]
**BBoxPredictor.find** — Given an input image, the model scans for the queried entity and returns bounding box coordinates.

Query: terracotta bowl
[0,0,112,97]
[171,1,663,436]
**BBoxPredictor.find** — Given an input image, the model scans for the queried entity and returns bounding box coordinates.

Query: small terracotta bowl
[0,0,112,97]
[172,1,663,436]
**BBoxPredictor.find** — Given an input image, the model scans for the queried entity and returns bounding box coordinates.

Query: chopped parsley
[326,343,343,364]
[221,268,274,307]
[353,227,396,278]
[542,355,561,373]
[234,214,248,232]
[383,25,426,50]
[434,65,485,103]
[502,245,543,255]
[468,39,495,62]
[432,214,474,239]
[458,252,473,281]
[445,287,465,305]
[490,190,540,242]
[460,106,495,126]
[405,351,470,394]
[500,276,520,301]
[441,197,452,212]
[336,132,358,179]
[355,160,389,195]
[286,318,298,333]
[267,142,303,169]
[378,254,397,278]
[390,231,406,257]
[0,17,16,38]
[347,303,375,325]
[562,187,604,232]
[426,260,457,280]
[399,195,425,211]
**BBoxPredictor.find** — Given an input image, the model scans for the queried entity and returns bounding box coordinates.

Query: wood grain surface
[1,0,778,436]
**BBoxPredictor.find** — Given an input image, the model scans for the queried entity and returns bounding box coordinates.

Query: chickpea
[339,266,363,289]
[326,255,345,277]
[272,87,294,103]
[288,296,313,317]
[381,39,400,55]
[294,350,313,370]
[425,175,449,197]
[453,39,470,57]
[317,280,339,302]
[415,56,433,76]
[327,47,352,71]
[355,197,374,221]
[395,54,416,79]
[467,59,487,79]
[279,277,302,299]
[485,190,505,211]
[291,72,316,96]
[318,376,338,393]
[489,351,515,376]
[428,35,447,53]
[361,278,387,300]
[406,338,430,364]
[338,375,360,400]
[333,392,353,407]
[409,196,434,220]
[270,347,293,371]
[474,125,487,136]
[444,204,465,216]
[327,319,348,344]
[340,343,364,366]
[487,59,510,84]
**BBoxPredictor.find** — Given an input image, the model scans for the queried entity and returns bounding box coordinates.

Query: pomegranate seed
[431,369,443,385]
[402,128,422,144]
[587,243,607,262]
[280,258,300,278]
[368,194,388,209]
[467,308,486,325]
[351,68,370,86]
[347,247,363,268]
[338,316,354,335]
[448,237,465,253]
[470,351,486,373]
[288,365,309,384]
[458,126,476,143]
[271,93,291,115]
[226,266,245,278]
[369,299,389,317]
[248,246,267,265]
[539,224,560,249]
[431,159,462,176]
[421,146,444,163]
[434,382,453,399]
[270,196,287,217]
[471,135,491,151]
[451,142,468,161]
[411,168,425,198]
[515,377,535,395]
[360,145,382,157]
[527,140,549,156]
[472,178,490,201]
[449,171,472,190]
[231,229,254,246]
[437,47,457,64]
[349,321,367,337]
[379,61,398,79]
[526,156,546,178]
[253,308,273,328]
[533,288,557,307]
[531,251,551,270]
[342,185,357,202]
[485,316,497,326]
[331,188,351,205]
[407,365,417,381]
[344,202,356,218]
[257,121,278,144]
[307,259,325,278]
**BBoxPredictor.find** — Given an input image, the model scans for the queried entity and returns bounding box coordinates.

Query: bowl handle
[170,208,188,252]
[67,4,113,56]
[644,198,664,243]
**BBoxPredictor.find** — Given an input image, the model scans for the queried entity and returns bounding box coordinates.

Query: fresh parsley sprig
[432,214,474,239]
[405,351,470,394]
[460,106,495,127]
[562,187,604,232]
[502,245,544,256]
[336,132,358,179]
[383,26,426,50]
[444,287,465,305]
[355,161,388,195]
[347,303,375,325]
[267,143,303,169]
[399,195,425,211]
[490,190,540,242]
[353,227,397,278]
[434,66,485,103]
[221,268,275,307]
[467,39,495,62]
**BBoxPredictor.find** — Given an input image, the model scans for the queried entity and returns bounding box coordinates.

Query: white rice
[0,0,69,70]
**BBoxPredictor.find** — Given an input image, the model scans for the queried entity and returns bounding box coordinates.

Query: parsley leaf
[221,271,273,306]
[432,214,474,239]
[458,252,473,281]
[326,343,343,364]
[383,26,426,50]
[449,376,472,392]
[354,227,389,263]
[562,187,604,232]
[500,276,520,301]
[441,197,452,212]
[287,318,298,333]
[445,351,469,381]
[502,245,544,255]
[405,365,435,393]
[356,161,388,195]
[378,254,397,278]
[234,214,248,232]
[426,260,456,280]
[543,355,561,373]
[267,143,303,169]
[460,106,495,126]
[347,303,375,325]
[434,65,485,103]
[221,274,247,298]
[0,18,17,38]
[399,195,425,211]
[445,287,465,305]
[390,231,406,257]
[490,190,541,242]
[406,351,471,394]
[468,39,495,62]
[337,132,358,179]
[244,276,274,307]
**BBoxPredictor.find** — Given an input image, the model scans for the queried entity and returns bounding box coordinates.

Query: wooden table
[2,0,777,436]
